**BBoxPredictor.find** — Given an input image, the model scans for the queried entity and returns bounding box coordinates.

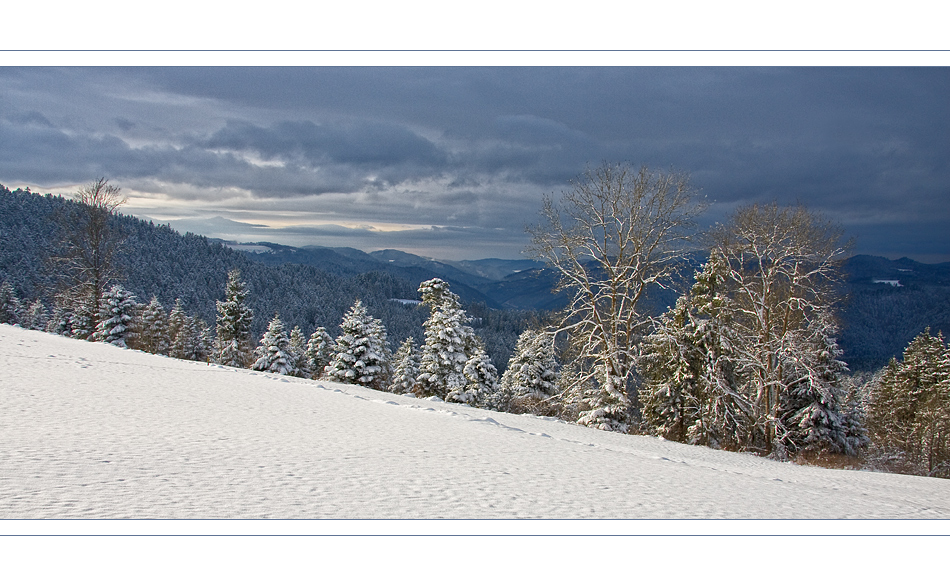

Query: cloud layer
[1,67,947,261]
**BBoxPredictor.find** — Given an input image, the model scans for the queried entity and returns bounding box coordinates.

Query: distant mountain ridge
[224,241,950,373]
[219,240,547,310]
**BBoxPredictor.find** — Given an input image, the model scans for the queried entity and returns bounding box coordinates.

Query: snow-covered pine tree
[324,300,391,390]
[415,278,480,399]
[213,269,254,368]
[252,314,294,375]
[867,328,950,477]
[866,357,902,453]
[778,314,858,456]
[640,250,747,448]
[181,316,212,362]
[46,305,72,336]
[500,329,558,413]
[65,284,102,341]
[288,325,309,378]
[139,296,171,355]
[0,281,21,325]
[640,296,701,442]
[94,284,138,348]
[167,299,188,358]
[390,337,420,395]
[24,299,48,331]
[305,326,334,380]
[456,342,499,407]
[839,379,869,456]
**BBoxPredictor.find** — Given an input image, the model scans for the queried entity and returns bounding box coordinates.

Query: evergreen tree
[213,269,254,368]
[779,315,860,456]
[167,299,188,359]
[288,325,309,378]
[24,299,48,331]
[390,337,420,395]
[69,295,99,341]
[867,329,950,477]
[46,305,72,336]
[0,281,21,325]
[640,296,702,442]
[252,314,294,375]
[640,250,747,447]
[325,300,391,390]
[500,329,558,413]
[305,326,334,380]
[179,316,211,362]
[139,296,171,355]
[458,342,499,407]
[416,278,480,399]
[94,284,138,348]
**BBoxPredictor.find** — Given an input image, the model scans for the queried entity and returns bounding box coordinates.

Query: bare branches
[712,203,849,452]
[50,178,127,335]
[74,177,127,213]
[528,163,706,426]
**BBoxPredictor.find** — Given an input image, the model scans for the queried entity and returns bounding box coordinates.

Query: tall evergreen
[167,299,188,358]
[416,278,480,399]
[213,269,254,368]
[779,315,860,456]
[640,250,746,447]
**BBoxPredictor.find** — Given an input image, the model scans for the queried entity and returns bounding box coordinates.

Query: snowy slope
[2,324,949,520]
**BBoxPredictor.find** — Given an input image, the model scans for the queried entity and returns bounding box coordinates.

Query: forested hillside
[838,255,950,371]
[0,185,533,370]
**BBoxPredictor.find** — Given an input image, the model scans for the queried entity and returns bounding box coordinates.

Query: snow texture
[2,324,949,519]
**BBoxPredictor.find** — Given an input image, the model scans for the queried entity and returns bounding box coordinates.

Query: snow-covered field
[2,323,949,522]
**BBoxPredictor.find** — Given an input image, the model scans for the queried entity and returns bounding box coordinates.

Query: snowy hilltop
[2,323,949,519]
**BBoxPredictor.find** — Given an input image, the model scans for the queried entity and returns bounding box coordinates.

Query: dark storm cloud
[1,67,948,260]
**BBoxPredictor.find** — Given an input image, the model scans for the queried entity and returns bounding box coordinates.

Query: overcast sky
[1,66,948,261]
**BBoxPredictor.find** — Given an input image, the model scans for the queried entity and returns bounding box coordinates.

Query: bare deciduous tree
[528,163,706,430]
[711,203,849,455]
[52,178,127,336]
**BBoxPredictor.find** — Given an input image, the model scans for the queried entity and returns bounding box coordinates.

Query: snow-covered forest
[2,176,949,480]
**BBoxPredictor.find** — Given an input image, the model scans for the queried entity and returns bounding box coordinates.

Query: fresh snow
[2,324,950,520]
